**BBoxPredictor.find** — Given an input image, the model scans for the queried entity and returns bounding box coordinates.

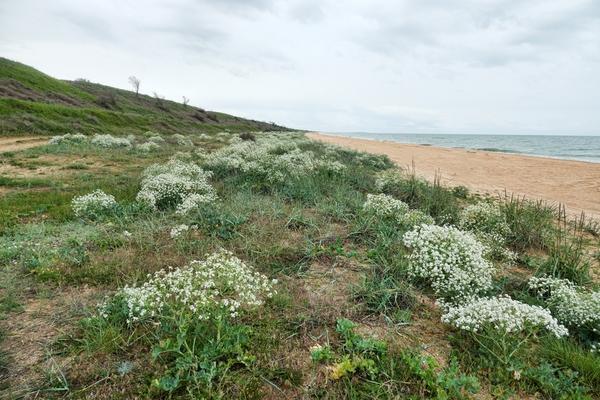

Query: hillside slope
[0,58,288,136]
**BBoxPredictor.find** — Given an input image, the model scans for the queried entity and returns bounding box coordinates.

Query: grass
[0,57,289,136]
[0,132,597,398]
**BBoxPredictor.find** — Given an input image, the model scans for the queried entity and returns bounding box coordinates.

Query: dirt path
[308,132,600,218]
[0,136,48,153]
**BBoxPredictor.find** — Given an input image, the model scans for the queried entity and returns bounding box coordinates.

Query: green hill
[0,57,288,136]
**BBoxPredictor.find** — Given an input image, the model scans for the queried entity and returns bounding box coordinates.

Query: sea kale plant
[403,224,495,304]
[362,193,434,229]
[203,132,347,186]
[71,189,118,219]
[90,134,133,148]
[136,158,217,211]
[442,296,568,367]
[529,276,600,340]
[99,250,276,393]
[458,201,516,263]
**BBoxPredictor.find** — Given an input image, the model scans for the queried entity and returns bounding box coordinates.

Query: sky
[1,0,599,135]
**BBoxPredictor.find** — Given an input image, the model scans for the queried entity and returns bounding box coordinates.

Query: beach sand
[308,132,600,218]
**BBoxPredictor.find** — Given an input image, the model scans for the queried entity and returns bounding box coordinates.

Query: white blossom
[136,158,216,210]
[101,249,277,324]
[442,295,568,338]
[72,190,117,218]
[529,276,600,333]
[403,224,494,303]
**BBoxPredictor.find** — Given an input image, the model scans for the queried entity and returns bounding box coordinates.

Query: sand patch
[308,132,600,219]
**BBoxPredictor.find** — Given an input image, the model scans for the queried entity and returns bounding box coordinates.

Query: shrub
[458,202,516,263]
[171,133,193,146]
[442,295,568,338]
[443,296,568,369]
[101,249,276,324]
[136,142,160,152]
[363,193,409,219]
[90,134,132,148]
[48,133,87,145]
[136,159,216,210]
[204,132,346,187]
[529,276,599,339]
[71,190,118,219]
[403,224,494,303]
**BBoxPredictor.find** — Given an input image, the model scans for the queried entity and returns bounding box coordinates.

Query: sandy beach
[308,132,600,218]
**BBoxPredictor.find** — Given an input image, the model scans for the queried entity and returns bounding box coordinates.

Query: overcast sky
[1,0,599,134]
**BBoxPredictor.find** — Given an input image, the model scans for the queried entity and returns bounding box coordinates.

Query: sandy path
[308,132,600,218]
[0,136,48,153]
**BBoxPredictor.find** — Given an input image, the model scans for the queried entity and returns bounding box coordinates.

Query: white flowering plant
[98,250,277,393]
[90,134,132,148]
[72,190,118,219]
[403,224,495,304]
[136,141,160,152]
[528,276,600,339]
[204,132,347,187]
[363,193,409,219]
[136,158,217,211]
[459,202,516,263]
[442,295,568,366]
[48,133,87,145]
[101,249,276,324]
[171,133,193,147]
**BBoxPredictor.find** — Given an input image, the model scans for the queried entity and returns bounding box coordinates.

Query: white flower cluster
[403,224,494,303]
[72,189,117,218]
[528,276,600,332]
[442,295,568,337]
[136,142,160,152]
[172,133,193,146]
[136,158,217,210]
[401,210,435,227]
[459,202,515,262]
[107,249,277,324]
[90,134,132,148]
[204,132,346,184]
[375,168,406,193]
[170,224,189,238]
[48,133,87,145]
[363,193,409,218]
[148,135,165,144]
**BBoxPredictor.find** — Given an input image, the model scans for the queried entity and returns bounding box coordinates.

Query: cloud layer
[1,0,599,134]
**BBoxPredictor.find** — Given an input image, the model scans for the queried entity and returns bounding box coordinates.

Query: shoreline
[314,131,600,165]
[307,132,600,218]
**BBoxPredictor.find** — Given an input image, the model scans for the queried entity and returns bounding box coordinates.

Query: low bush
[71,189,118,220]
[403,224,495,304]
[97,250,276,394]
[136,158,216,211]
[529,276,599,341]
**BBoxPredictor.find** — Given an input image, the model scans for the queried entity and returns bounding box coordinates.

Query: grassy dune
[0,60,599,399]
[0,130,597,399]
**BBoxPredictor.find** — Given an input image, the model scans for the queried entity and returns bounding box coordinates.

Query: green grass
[0,133,598,398]
[0,57,290,136]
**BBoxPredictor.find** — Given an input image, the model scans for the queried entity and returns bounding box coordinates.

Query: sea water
[328,133,600,163]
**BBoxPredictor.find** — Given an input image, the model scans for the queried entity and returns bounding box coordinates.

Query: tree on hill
[128,75,140,97]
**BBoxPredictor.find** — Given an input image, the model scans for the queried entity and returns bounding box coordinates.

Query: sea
[326,132,600,164]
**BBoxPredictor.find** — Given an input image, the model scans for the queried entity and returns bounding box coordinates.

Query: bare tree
[128,76,140,97]
[182,96,190,107]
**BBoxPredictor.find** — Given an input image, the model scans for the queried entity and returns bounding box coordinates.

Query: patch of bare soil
[0,286,100,397]
[0,136,48,153]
